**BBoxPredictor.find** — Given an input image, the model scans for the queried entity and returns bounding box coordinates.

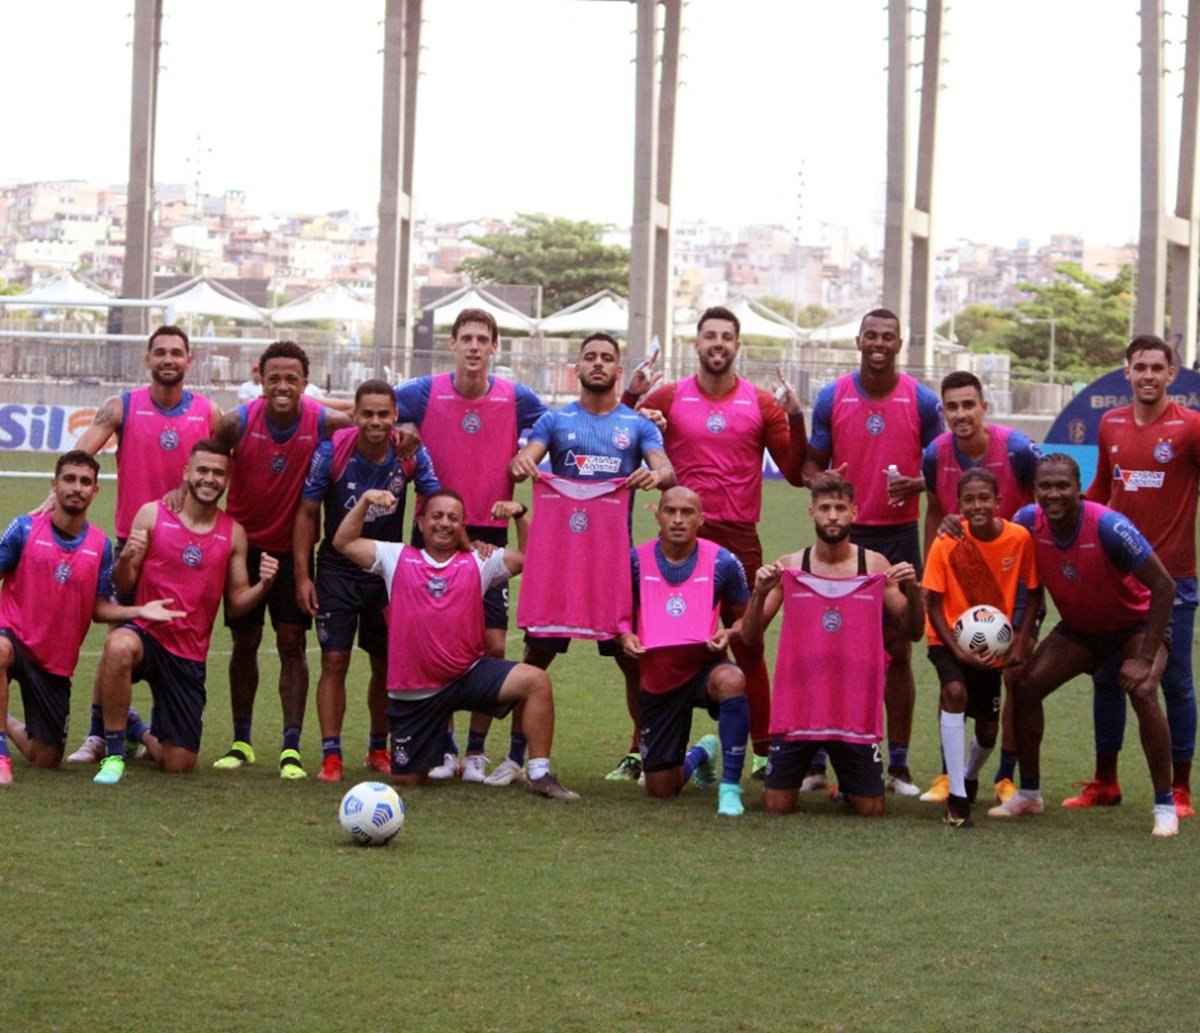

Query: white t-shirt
[369,544,511,597]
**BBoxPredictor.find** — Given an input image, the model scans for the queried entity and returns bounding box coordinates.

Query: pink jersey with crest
[770,566,887,743]
[518,474,633,639]
[931,425,1032,520]
[115,387,214,538]
[134,502,234,661]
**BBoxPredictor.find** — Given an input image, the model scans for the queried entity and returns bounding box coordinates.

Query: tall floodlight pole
[1167,0,1200,368]
[1137,0,1167,338]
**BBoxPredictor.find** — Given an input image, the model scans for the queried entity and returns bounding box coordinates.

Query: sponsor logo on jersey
[566,451,621,476]
[426,576,447,598]
[1113,465,1165,491]
[821,607,843,632]
[665,595,687,617]
[706,412,727,434]
[865,412,885,436]
[159,427,180,450]
[182,545,203,567]
[1154,439,1175,463]
[569,511,589,533]
[53,561,72,584]
[461,412,482,434]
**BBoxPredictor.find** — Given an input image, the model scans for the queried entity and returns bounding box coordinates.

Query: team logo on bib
[865,412,885,436]
[1154,439,1175,463]
[53,561,72,584]
[706,412,727,434]
[611,428,631,451]
[159,427,180,450]
[1061,562,1078,582]
[269,454,288,475]
[182,545,203,568]
[821,608,843,633]
[426,576,447,598]
[569,511,589,534]
[665,595,687,617]
[461,412,482,434]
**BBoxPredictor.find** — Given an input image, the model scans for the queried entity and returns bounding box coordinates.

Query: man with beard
[62,325,221,763]
[742,474,923,817]
[509,332,675,780]
[620,306,807,779]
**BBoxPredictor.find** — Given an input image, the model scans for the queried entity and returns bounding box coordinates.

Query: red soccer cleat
[1174,785,1195,819]
[364,749,391,775]
[1061,780,1122,808]
[316,754,344,783]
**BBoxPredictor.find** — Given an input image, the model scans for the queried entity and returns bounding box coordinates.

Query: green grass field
[1,453,1196,1033]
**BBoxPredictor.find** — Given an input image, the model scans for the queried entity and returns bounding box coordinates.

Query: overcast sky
[2,1,1181,250]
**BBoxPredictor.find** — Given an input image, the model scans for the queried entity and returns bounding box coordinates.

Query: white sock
[528,757,550,781]
[940,711,967,798]
[965,736,994,780]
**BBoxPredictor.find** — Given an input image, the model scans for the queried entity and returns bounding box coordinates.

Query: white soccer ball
[338,781,405,846]
[952,604,1014,658]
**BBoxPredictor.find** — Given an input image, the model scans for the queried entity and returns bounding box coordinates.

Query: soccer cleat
[0,756,12,786]
[316,754,343,783]
[987,792,1044,818]
[526,772,580,801]
[427,752,461,780]
[483,758,525,787]
[93,755,126,786]
[461,754,488,783]
[1061,780,1122,808]
[717,782,744,816]
[279,748,307,780]
[605,752,642,782]
[1173,785,1194,819]
[125,740,149,761]
[66,735,106,764]
[994,777,1017,804]
[1153,805,1180,838]
[886,769,921,797]
[213,741,256,770]
[364,749,392,774]
[750,755,769,781]
[691,734,719,788]
[799,768,828,792]
[943,794,974,829]
[920,773,950,803]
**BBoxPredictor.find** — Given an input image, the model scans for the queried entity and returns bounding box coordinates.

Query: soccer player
[1079,335,1200,817]
[509,332,675,781]
[209,341,358,780]
[990,454,1180,838]
[394,308,546,784]
[743,475,923,817]
[60,324,221,763]
[921,469,1040,828]
[618,486,751,816]
[802,309,943,794]
[919,369,1041,804]
[1,451,182,784]
[294,379,440,783]
[334,487,578,799]
[92,439,278,785]
[620,305,807,779]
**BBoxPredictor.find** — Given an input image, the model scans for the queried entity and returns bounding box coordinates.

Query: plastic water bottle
[885,464,904,507]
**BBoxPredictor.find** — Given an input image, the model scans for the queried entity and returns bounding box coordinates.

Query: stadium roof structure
[155,276,265,322]
[3,272,114,309]
[425,285,535,333]
[673,296,803,341]
[270,283,375,325]
[538,290,629,335]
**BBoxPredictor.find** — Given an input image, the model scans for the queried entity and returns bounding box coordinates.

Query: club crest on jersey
[569,511,589,534]
[612,427,631,450]
[159,427,180,450]
[182,545,203,568]
[269,453,288,475]
[865,412,885,436]
[821,608,843,633]
[426,576,447,598]
[461,412,482,434]
[1154,439,1175,463]
[706,412,727,434]
[1061,562,1078,582]
[53,561,72,584]
[665,595,687,617]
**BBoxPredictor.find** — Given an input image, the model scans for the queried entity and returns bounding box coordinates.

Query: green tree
[458,214,630,314]
[936,304,1014,351]
[756,296,832,328]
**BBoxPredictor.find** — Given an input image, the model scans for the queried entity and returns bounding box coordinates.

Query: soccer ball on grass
[338,781,405,846]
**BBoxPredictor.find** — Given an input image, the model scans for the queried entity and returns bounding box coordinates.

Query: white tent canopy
[4,272,113,309]
[155,276,265,322]
[426,285,535,333]
[538,290,629,334]
[806,310,872,345]
[674,296,803,341]
[270,283,375,325]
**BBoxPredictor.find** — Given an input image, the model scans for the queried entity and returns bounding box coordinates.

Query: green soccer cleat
[605,752,642,782]
[717,782,745,817]
[213,741,256,770]
[93,755,126,786]
[691,734,719,788]
[279,748,308,780]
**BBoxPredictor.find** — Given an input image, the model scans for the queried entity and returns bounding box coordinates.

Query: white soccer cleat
[987,792,1044,818]
[482,758,525,787]
[461,754,488,783]
[1152,805,1180,838]
[66,735,106,764]
[427,752,461,780]
[799,770,829,793]
[885,772,921,797]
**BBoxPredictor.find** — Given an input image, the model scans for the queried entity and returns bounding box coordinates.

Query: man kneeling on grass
[334,487,578,800]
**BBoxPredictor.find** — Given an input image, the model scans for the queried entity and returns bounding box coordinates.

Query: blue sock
[467,729,487,754]
[994,748,1018,783]
[233,717,252,744]
[508,732,527,766]
[126,708,149,742]
[322,736,341,760]
[682,742,707,782]
[888,743,909,770]
[1155,787,1176,807]
[282,725,302,752]
[89,704,103,738]
[444,730,459,756]
[104,729,125,760]
[368,732,387,753]
[0,731,9,759]
[718,696,750,784]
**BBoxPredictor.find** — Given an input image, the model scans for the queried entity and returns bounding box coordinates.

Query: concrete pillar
[1137,1,1167,337]
[1167,0,1200,368]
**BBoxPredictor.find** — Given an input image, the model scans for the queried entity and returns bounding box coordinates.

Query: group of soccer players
[0,306,1193,837]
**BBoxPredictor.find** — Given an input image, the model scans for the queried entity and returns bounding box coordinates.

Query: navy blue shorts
[524,634,622,657]
[927,645,1002,722]
[387,657,516,775]
[850,521,922,578]
[638,663,727,773]
[0,629,70,751]
[123,624,207,754]
[1050,618,1170,675]
[314,558,388,656]
[225,548,313,632]
[765,739,884,798]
